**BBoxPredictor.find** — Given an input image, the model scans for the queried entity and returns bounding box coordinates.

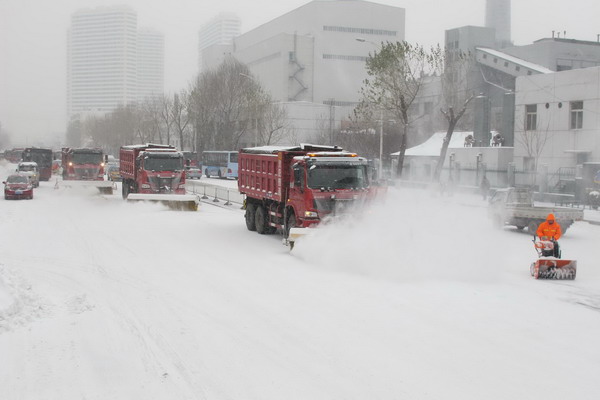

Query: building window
[515,65,520,71]
[525,104,537,131]
[322,54,368,62]
[323,26,397,37]
[570,101,583,129]
[504,61,509,67]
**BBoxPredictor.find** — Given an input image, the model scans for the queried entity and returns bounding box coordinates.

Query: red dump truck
[119,143,198,211]
[61,147,113,194]
[238,144,379,247]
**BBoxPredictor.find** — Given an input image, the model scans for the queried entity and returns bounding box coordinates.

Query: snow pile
[294,188,509,282]
[0,266,43,332]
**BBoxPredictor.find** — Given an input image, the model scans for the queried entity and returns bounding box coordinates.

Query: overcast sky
[1,0,599,145]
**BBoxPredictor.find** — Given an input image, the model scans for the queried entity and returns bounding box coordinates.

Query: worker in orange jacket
[536,213,562,257]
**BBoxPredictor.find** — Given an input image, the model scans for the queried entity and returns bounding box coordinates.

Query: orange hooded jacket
[536,213,562,240]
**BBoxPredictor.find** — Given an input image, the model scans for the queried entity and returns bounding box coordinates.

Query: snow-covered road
[1,161,600,400]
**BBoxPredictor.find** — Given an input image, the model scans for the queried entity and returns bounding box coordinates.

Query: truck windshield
[144,155,183,172]
[19,165,36,172]
[307,164,368,189]
[73,153,103,164]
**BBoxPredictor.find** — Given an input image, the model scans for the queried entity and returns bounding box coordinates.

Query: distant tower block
[485,0,511,47]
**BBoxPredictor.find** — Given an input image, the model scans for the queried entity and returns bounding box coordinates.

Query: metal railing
[186,180,244,206]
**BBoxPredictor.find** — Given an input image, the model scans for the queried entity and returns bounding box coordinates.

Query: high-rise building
[198,12,241,72]
[137,28,165,103]
[67,6,138,117]
[485,0,511,48]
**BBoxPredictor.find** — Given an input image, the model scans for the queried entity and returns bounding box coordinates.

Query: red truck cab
[238,144,375,237]
[120,144,186,198]
[62,148,105,181]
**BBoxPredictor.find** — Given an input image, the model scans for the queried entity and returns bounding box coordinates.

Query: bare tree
[516,119,552,182]
[188,57,266,151]
[159,94,175,146]
[357,41,439,178]
[432,47,474,181]
[141,97,163,143]
[171,90,192,150]
[258,101,292,145]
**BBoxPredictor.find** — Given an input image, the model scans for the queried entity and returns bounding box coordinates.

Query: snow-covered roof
[476,47,553,74]
[18,161,38,166]
[241,144,343,155]
[392,131,475,157]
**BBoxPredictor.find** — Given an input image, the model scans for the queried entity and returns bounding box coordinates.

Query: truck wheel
[205,169,210,178]
[245,203,256,231]
[218,170,222,179]
[255,206,274,234]
[122,181,129,199]
[528,221,539,234]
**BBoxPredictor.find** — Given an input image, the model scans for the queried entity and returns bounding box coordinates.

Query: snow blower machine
[530,237,577,280]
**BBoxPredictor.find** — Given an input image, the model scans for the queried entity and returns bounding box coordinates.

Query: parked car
[16,161,39,187]
[185,165,202,180]
[107,164,122,181]
[3,174,34,200]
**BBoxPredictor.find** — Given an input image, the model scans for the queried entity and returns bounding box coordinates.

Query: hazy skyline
[1,0,599,145]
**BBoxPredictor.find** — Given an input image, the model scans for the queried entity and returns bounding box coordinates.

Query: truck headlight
[304,211,319,218]
[141,184,150,189]
[179,184,186,188]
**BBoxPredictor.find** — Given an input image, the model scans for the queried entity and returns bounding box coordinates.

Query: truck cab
[287,153,371,228]
[62,148,105,181]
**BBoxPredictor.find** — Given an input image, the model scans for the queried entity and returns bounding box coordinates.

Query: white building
[514,66,600,173]
[67,6,138,117]
[232,0,404,105]
[198,12,241,72]
[137,28,165,103]
[210,0,405,142]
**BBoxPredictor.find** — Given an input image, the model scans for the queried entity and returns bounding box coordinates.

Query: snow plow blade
[56,180,114,194]
[285,227,316,250]
[531,259,577,280]
[126,193,199,211]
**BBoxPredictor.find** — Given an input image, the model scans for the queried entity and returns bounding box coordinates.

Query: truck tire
[255,206,274,234]
[528,220,539,234]
[245,203,256,231]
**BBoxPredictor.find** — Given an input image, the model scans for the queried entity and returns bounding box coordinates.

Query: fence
[186,180,244,206]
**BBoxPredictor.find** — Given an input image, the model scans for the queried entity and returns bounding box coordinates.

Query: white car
[17,161,39,187]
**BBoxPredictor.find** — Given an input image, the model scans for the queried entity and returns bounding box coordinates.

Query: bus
[201,151,238,179]
[22,147,53,181]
